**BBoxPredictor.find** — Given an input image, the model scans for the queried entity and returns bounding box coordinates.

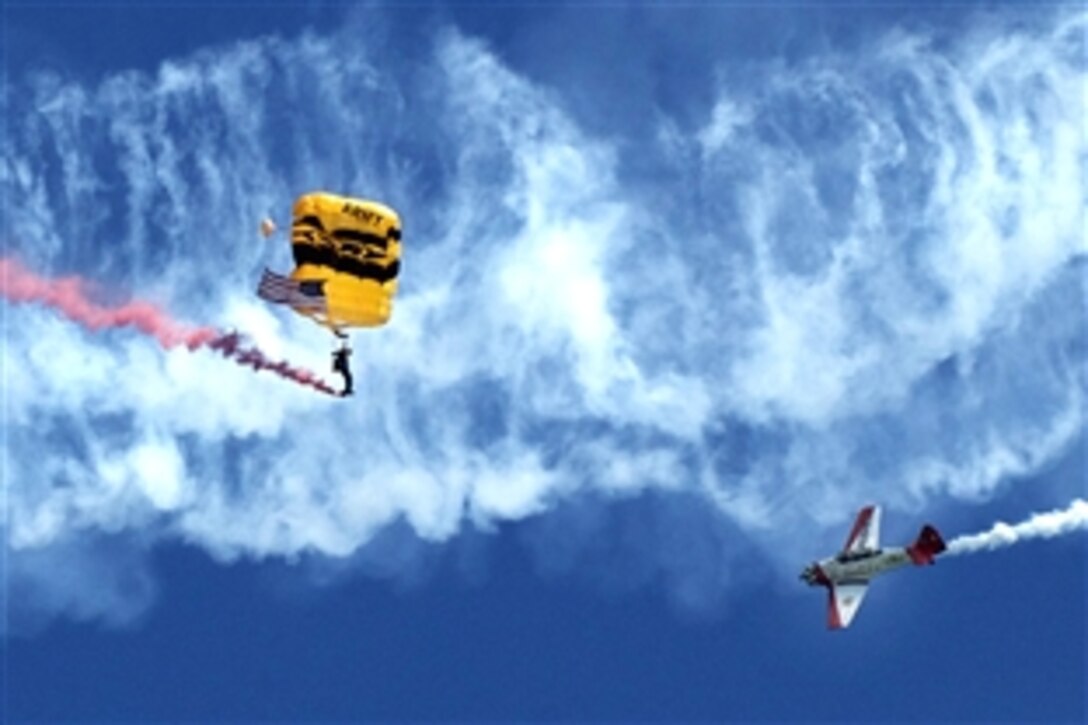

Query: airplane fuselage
[802,547,912,587]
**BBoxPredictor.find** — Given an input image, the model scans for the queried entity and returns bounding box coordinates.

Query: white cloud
[2,10,1085,630]
[697,98,752,156]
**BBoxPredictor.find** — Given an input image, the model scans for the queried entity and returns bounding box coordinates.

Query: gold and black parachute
[258,191,402,334]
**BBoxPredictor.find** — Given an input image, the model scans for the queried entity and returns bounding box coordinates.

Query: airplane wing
[843,505,881,555]
[827,581,869,629]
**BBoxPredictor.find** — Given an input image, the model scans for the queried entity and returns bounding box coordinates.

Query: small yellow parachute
[257,191,402,334]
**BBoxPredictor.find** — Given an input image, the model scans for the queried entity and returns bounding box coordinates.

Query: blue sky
[3,1,1086,721]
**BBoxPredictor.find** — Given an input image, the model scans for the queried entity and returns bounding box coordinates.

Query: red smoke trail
[203,332,339,396]
[1,257,339,396]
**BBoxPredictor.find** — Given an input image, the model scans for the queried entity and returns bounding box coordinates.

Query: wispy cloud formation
[2,9,1085,630]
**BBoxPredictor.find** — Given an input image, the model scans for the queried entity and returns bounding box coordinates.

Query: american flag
[256,269,328,313]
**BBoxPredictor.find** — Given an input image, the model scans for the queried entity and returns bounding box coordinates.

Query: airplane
[801,505,946,629]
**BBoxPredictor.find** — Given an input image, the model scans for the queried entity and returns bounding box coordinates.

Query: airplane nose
[800,564,823,586]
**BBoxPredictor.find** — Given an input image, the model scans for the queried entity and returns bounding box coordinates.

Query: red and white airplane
[801,505,946,629]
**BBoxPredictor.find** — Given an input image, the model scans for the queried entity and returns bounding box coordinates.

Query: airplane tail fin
[907,525,946,565]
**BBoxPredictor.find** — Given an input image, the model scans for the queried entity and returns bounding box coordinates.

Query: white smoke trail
[945,499,1088,556]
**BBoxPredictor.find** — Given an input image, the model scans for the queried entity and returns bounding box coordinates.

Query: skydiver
[332,342,353,397]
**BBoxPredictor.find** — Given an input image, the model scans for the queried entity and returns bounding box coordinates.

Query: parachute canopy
[258,191,402,333]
